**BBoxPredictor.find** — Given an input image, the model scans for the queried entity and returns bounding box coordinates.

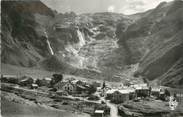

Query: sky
[41,0,173,15]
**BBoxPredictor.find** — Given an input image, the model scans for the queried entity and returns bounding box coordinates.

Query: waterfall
[44,31,54,55]
[64,28,88,68]
[77,29,86,47]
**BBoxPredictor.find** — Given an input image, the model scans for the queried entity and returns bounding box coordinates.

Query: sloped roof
[44,77,52,81]
[2,75,17,78]
[118,89,130,94]
[54,81,69,88]
[71,79,79,84]
[132,83,148,90]
[76,84,87,90]
[106,89,117,94]
[95,110,104,113]
[152,87,161,92]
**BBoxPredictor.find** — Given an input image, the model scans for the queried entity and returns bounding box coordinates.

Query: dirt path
[106,101,119,117]
[100,97,119,117]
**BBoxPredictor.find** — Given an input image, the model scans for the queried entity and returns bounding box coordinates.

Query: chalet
[54,81,76,94]
[151,87,161,98]
[76,84,89,94]
[112,90,130,103]
[106,89,116,100]
[159,89,166,101]
[1,75,18,84]
[19,76,34,87]
[128,88,136,100]
[39,77,52,87]
[133,84,150,98]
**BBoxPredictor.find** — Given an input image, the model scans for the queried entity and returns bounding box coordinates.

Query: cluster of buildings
[1,74,99,97]
[54,79,97,96]
[103,83,167,104]
[1,74,170,104]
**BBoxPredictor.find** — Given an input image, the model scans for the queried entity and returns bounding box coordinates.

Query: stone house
[151,87,161,98]
[1,75,19,84]
[111,90,130,103]
[19,76,34,87]
[106,89,116,100]
[54,81,76,94]
[132,84,150,98]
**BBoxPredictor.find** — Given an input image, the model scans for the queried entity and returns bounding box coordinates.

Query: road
[100,97,119,117]
[106,101,119,117]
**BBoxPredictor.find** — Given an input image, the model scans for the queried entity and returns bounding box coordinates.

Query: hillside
[1,96,89,117]
[123,0,183,88]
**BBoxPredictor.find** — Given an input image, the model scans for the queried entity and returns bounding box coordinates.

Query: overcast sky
[41,0,173,15]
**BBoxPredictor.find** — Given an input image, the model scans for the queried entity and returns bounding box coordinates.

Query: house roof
[76,84,87,90]
[20,76,33,82]
[106,89,117,94]
[2,75,17,78]
[135,86,149,90]
[32,84,38,87]
[132,84,148,90]
[152,87,161,92]
[95,110,104,114]
[54,81,75,88]
[124,88,135,93]
[44,77,52,81]
[117,89,130,94]
[54,81,68,88]
[71,79,79,84]
[106,87,135,94]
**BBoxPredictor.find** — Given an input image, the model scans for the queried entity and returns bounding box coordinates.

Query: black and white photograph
[1,0,183,117]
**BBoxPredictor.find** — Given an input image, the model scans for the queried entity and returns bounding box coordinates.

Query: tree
[88,85,97,94]
[35,79,42,86]
[102,81,106,89]
[164,89,170,97]
[50,74,63,87]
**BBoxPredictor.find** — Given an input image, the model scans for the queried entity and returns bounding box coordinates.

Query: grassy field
[1,97,90,117]
[1,63,123,87]
[1,63,54,79]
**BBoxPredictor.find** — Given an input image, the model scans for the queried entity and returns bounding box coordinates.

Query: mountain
[1,0,134,81]
[1,0,183,87]
[124,0,183,88]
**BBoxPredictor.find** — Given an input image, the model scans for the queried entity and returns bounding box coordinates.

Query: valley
[1,0,183,117]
